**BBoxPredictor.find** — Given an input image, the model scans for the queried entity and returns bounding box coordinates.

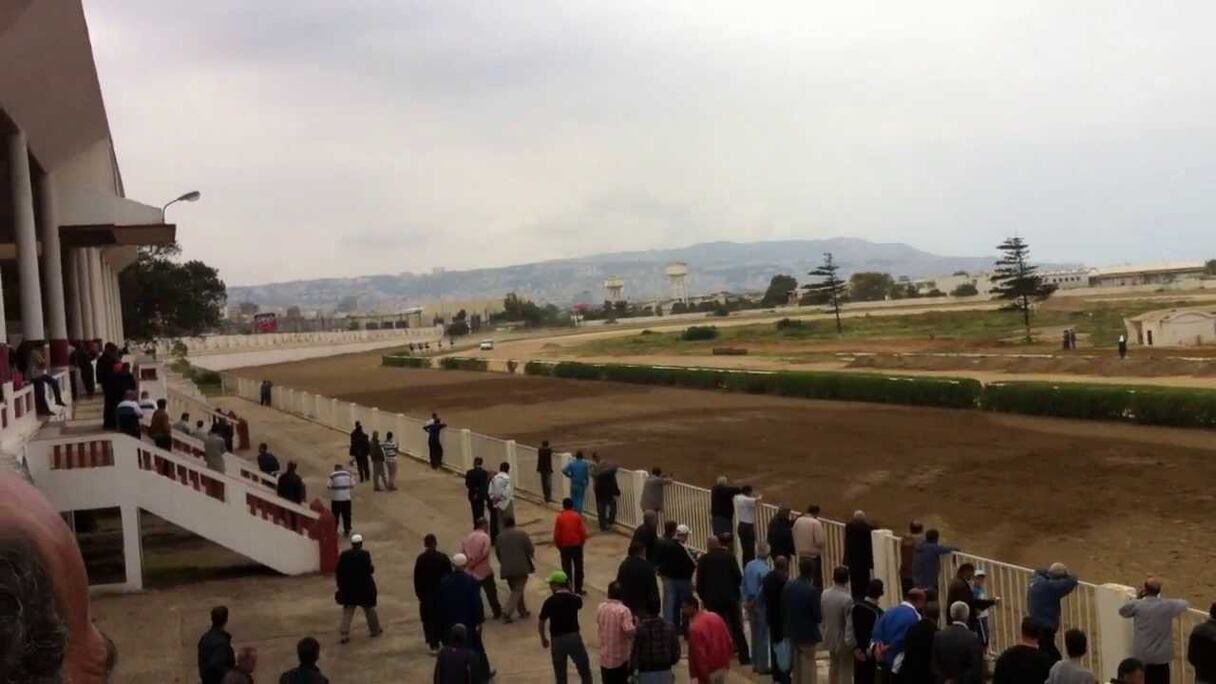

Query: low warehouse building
[1125,307,1216,347]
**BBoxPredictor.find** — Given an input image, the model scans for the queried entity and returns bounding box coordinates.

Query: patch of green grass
[574,300,1190,355]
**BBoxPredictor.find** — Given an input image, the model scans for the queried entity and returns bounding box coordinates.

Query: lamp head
[177,190,201,202]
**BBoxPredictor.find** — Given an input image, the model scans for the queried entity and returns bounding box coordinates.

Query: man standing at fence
[461,518,503,620]
[424,413,447,469]
[592,453,620,531]
[734,485,761,565]
[328,464,354,537]
[768,507,796,564]
[348,421,366,478]
[658,524,698,634]
[537,440,555,503]
[563,451,591,514]
[911,529,958,595]
[555,498,589,595]
[1027,562,1079,663]
[900,521,924,596]
[695,536,750,667]
[464,457,490,527]
[369,431,388,491]
[488,462,514,543]
[413,533,452,654]
[641,468,673,514]
[1119,577,1191,684]
[793,504,827,589]
[821,566,855,684]
[843,511,875,600]
[742,542,772,676]
[710,476,743,538]
[1189,602,1216,684]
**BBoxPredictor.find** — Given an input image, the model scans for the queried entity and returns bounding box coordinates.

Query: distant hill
[228,238,1001,310]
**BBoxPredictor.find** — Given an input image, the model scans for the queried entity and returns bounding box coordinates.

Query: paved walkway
[91,395,769,683]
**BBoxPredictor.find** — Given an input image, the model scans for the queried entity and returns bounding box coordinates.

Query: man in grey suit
[933,601,986,684]
[821,565,855,684]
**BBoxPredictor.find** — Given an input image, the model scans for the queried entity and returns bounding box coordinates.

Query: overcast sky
[86,1,1216,286]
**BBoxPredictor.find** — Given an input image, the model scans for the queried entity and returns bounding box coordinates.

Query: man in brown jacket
[148,398,173,450]
[900,520,924,596]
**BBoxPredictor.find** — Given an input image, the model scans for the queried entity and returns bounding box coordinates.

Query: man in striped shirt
[328,464,354,537]
[597,582,637,684]
[381,431,399,491]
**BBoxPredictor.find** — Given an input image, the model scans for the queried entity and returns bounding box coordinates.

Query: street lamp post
[161,190,201,220]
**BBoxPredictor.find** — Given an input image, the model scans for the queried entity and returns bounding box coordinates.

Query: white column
[38,171,70,363]
[86,248,108,343]
[119,503,144,591]
[77,249,95,341]
[8,130,45,343]
[66,249,84,342]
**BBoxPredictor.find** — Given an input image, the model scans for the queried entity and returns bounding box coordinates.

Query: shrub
[382,354,429,368]
[775,318,806,330]
[640,329,655,335]
[981,382,1216,428]
[190,368,223,387]
[524,361,554,376]
[439,357,489,371]
[681,326,720,341]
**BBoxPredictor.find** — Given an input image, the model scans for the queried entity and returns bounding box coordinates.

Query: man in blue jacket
[1027,562,1079,663]
[439,553,494,681]
[782,557,824,683]
[911,528,958,593]
[871,587,927,680]
[561,451,591,513]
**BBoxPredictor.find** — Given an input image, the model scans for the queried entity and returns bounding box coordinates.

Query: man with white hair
[932,601,985,684]
[741,542,773,675]
[843,510,875,600]
[336,533,381,643]
[1028,562,1079,663]
[1119,577,1191,684]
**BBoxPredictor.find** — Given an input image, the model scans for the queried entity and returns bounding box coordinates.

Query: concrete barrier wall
[227,374,1208,683]
[158,325,446,357]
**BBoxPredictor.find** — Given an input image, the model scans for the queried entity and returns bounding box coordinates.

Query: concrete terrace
[91,395,772,683]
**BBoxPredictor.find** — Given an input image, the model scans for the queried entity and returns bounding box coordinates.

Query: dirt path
[236,352,1216,604]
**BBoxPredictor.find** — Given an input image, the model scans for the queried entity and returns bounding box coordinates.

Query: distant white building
[912,271,993,297]
[1088,261,1207,288]
[1125,307,1216,347]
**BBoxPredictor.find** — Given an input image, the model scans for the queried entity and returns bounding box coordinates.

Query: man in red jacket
[683,596,734,683]
[553,498,588,595]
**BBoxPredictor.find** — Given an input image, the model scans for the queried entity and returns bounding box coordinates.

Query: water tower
[604,277,625,304]
[665,262,690,304]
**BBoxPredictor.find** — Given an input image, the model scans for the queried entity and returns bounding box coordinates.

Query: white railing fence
[227,375,1210,683]
[157,325,446,357]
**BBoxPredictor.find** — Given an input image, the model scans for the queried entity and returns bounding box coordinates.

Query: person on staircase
[276,462,306,504]
[115,390,144,439]
[148,399,172,450]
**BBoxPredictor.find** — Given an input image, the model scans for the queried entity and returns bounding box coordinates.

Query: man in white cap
[656,524,697,634]
[438,553,494,680]
[336,534,381,643]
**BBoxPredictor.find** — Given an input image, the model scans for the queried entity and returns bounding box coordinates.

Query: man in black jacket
[616,541,660,617]
[767,506,796,562]
[630,510,659,565]
[763,556,791,684]
[851,579,885,684]
[709,476,743,538]
[844,510,875,600]
[946,563,996,634]
[413,533,453,653]
[901,602,940,683]
[197,605,235,684]
[536,440,554,503]
[695,536,750,665]
[1189,602,1216,684]
[276,462,306,504]
[464,457,491,527]
[656,524,697,634]
[592,453,620,531]
[336,534,382,643]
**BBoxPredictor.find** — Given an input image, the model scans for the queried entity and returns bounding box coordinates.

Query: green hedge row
[522,361,1216,428]
[439,356,489,371]
[382,354,430,368]
[982,381,1216,428]
[532,361,982,409]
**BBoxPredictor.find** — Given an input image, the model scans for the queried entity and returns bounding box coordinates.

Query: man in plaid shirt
[631,601,681,683]
[596,582,637,683]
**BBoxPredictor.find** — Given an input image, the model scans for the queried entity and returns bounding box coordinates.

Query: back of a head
[500,462,510,473]
[562,498,574,510]
[663,520,677,537]
[1020,616,1041,641]
[867,578,885,600]
[1116,657,1143,681]
[1048,562,1069,578]
[833,566,850,586]
[948,600,970,624]
[925,528,940,543]
[628,542,644,557]
[799,556,816,579]
[650,467,661,476]
[909,520,924,534]
[296,636,320,666]
[1064,628,1088,658]
[0,537,67,682]
[773,555,789,573]
[1143,578,1161,596]
[503,517,516,529]
[236,646,257,672]
[741,484,753,495]
[807,503,820,515]
[211,605,228,628]
[922,602,941,621]
[424,534,437,549]
[755,541,770,559]
[608,581,622,601]
[448,624,467,647]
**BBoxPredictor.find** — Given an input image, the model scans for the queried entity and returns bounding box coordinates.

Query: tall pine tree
[805,252,847,333]
[990,237,1056,341]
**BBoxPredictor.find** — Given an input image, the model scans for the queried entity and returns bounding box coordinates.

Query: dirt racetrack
[236,352,1216,602]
